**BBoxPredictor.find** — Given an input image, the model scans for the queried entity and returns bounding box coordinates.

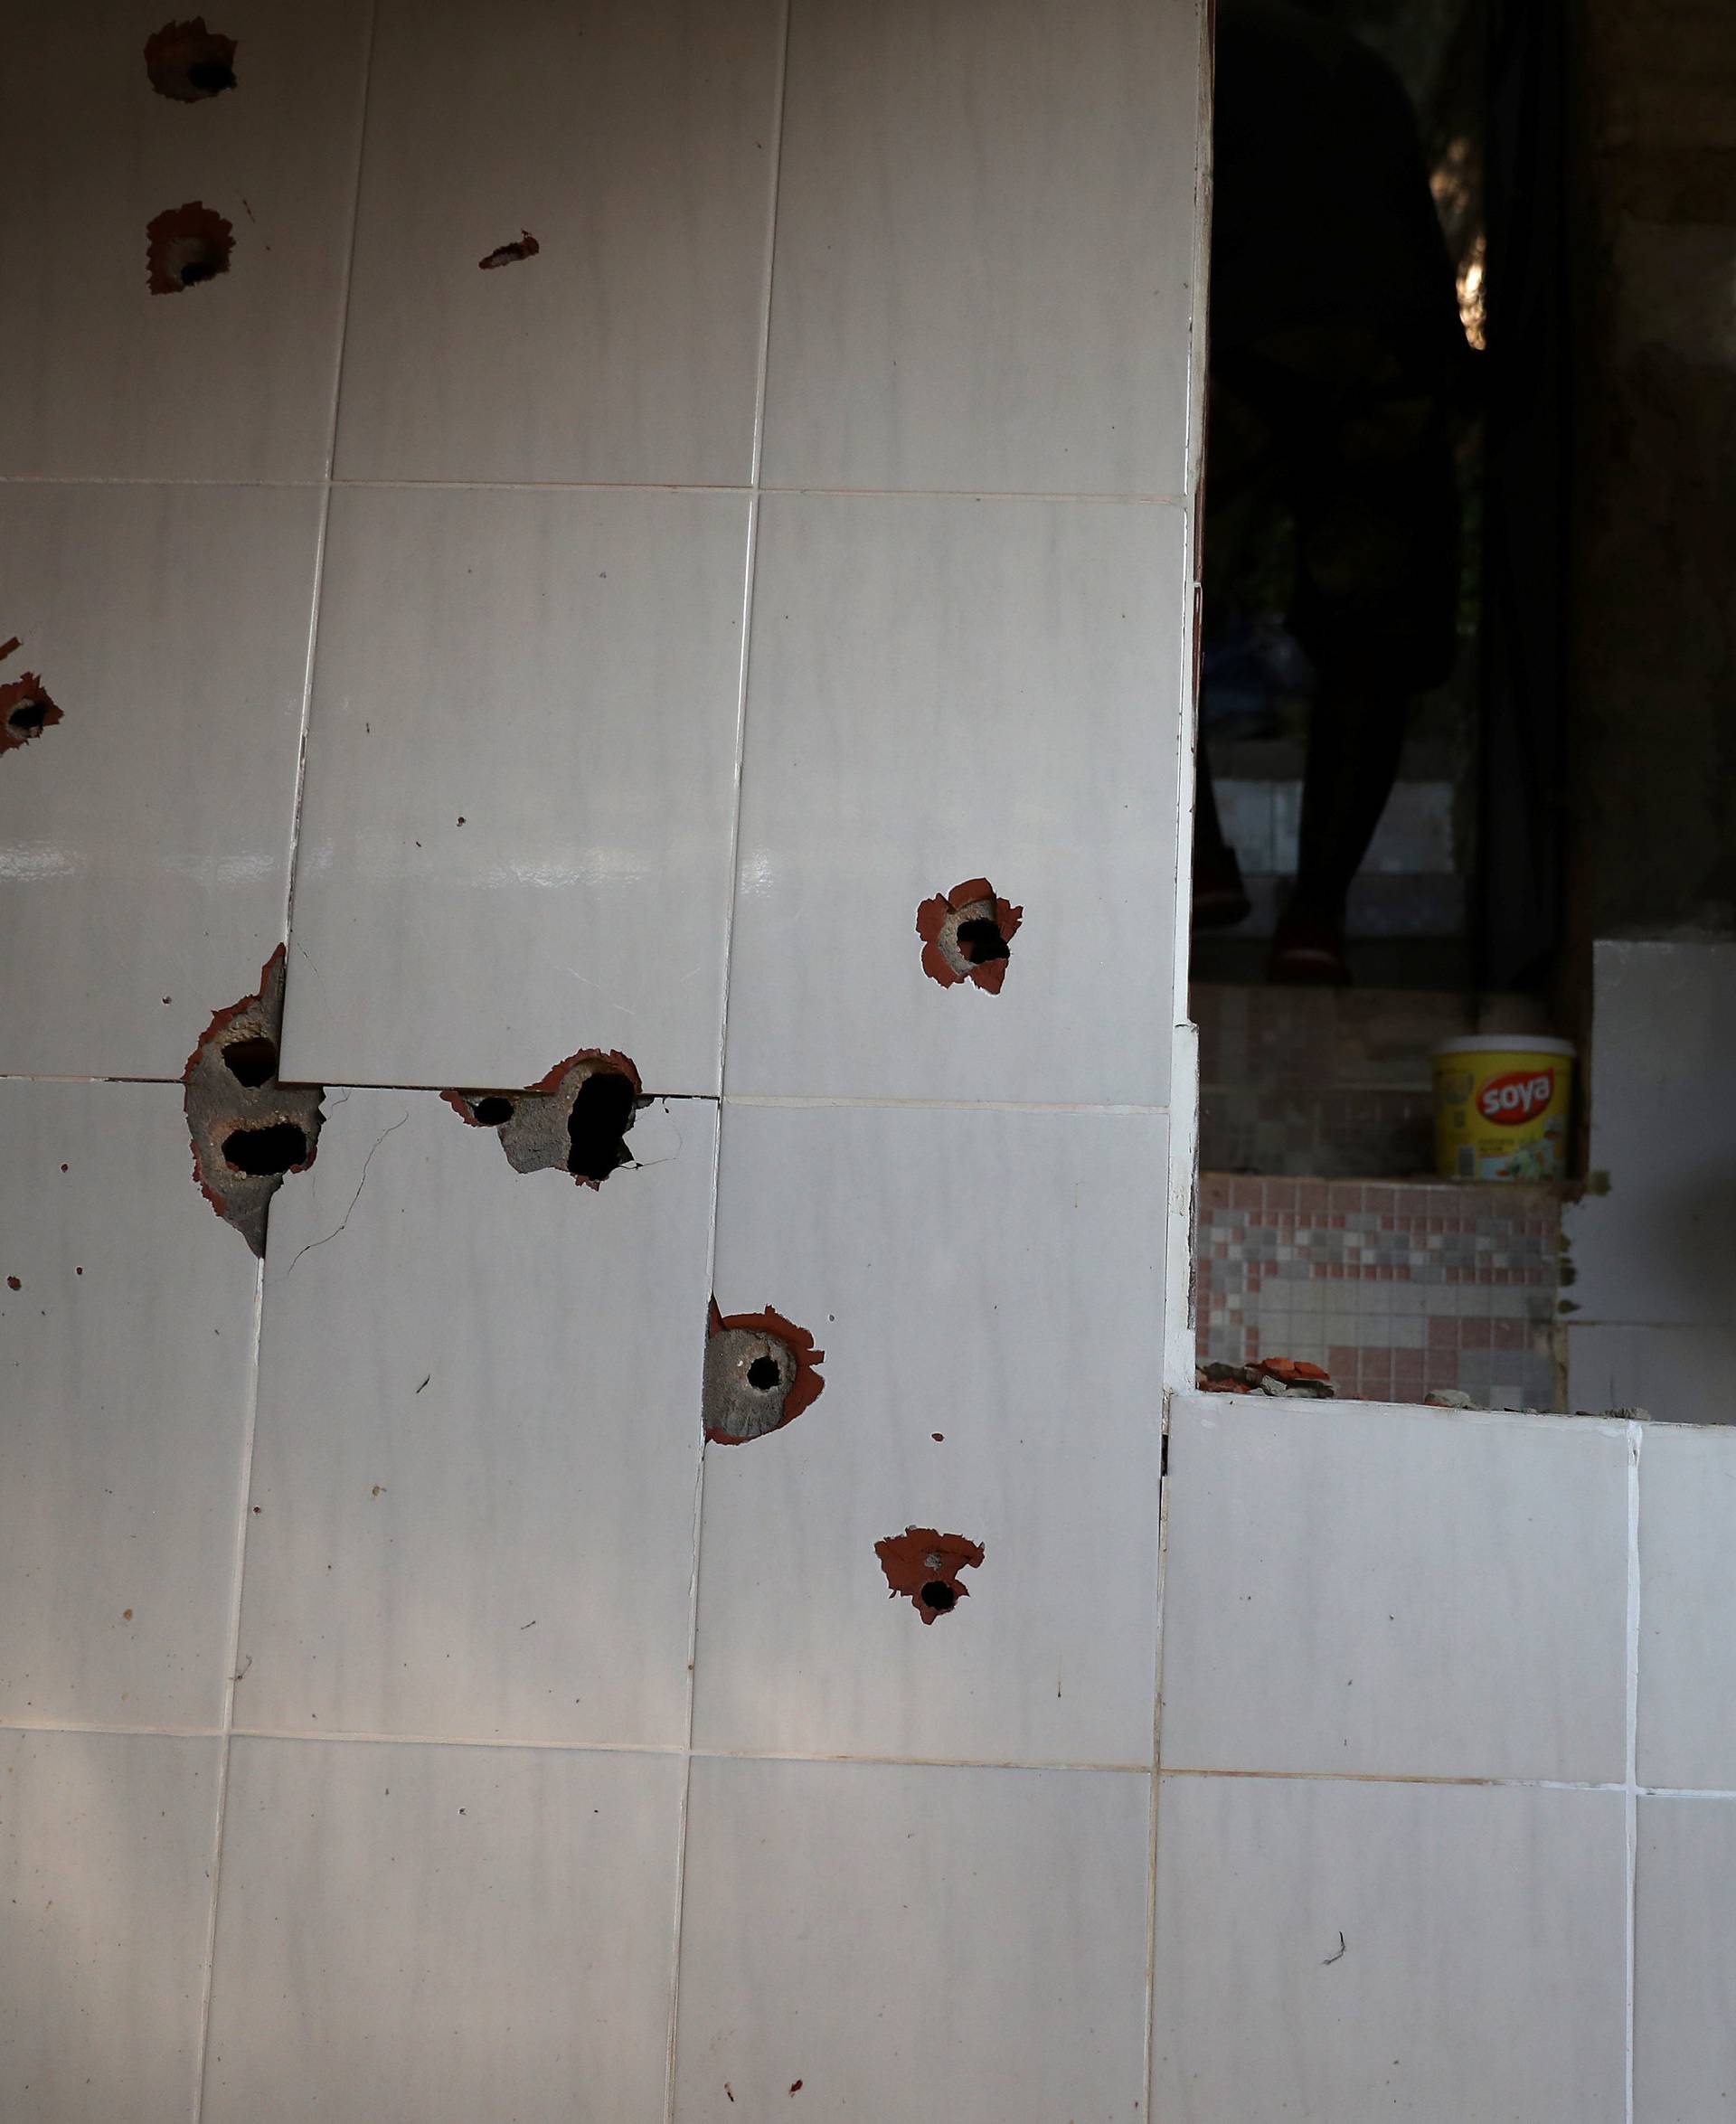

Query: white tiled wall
[1,3,1203,2119]
[1565,938,1736,1422]
[1158,1393,1736,2122]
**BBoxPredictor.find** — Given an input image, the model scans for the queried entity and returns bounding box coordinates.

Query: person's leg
[1194,732,1253,928]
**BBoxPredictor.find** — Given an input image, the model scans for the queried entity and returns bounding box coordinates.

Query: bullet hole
[565,1069,637,1185]
[144,18,238,100]
[479,230,540,270]
[222,1121,308,1176]
[122,1609,133,1621]
[5,1277,19,1291]
[146,202,234,295]
[874,1526,985,1623]
[915,878,1023,993]
[0,675,63,757]
[184,947,325,1255]
[955,917,1010,966]
[703,1302,826,1445]
[221,1034,278,1088]
[441,1050,646,1189]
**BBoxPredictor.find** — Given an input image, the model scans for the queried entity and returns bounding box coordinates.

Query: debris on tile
[703,1301,826,1445]
[442,1048,646,1188]
[146,201,234,293]
[915,877,1023,993]
[1196,1355,1335,1399]
[478,230,540,270]
[1423,1388,1477,1409]
[0,673,61,756]
[184,946,325,1256]
[873,1526,985,1622]
[144,17,237,100]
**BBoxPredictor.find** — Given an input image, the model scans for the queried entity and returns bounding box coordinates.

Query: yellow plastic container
[1432,1034,1575,1182]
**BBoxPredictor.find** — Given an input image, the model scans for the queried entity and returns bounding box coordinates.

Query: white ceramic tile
[281,486,750,1091]
[1151,1776,1627,2124]
[693,1102,1165,1766]
[1634,1797,1736,2121]
[1637,1423,1736,1789]
[672,1757,1149,2122]
[1159,1394,1629,1780]
[334,0,779,486]
[1569,1320,1736,1421]
[240,1087,713,1746]
[0,1081,260,1730]
[0,1728,222,2124]
[761,0,1201,496]
[0,1,367,480]
[0,484,321,1078]
[725,494,1187,1105]
[203,1737,680,2124]
[1564,939,1736,1326]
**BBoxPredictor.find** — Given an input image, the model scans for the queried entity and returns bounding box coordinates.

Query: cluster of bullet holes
[915,877,1023,993]
[479,230,540,270]
[144,17,237,100]
[442,1047,646,1188]
[703,1302,826,1445]
[184,946,325,1255]
[146,202,234,295]
[873,1527,985,1623]
[0,638,61,760]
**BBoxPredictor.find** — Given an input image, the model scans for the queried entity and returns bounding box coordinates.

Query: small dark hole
[186,57,236,92]
[7,701,47,735]
[221,1035,278,1088]
[747,1355,781,1392]
[920,1581,957,1612]
[179,255,221,286]
[566,1070,637,1184]
[472,1096,514,1126]
[956,917,1009,966]
[221,1122,307,1176]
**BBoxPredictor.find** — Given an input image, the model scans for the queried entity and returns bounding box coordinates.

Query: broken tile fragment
[184,946,324,1256]
[873,1526,985,1621]
[915,877,1023,992]
[478,230,540,270]
[703,1302,826,1445]
[442,1048,645,1188]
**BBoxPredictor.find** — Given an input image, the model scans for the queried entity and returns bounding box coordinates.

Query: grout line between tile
[1625,1418,1643,2124]
[0,473,1190,506]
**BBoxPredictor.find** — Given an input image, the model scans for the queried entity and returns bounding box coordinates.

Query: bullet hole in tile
[0,676,63,757]
[144,18,238,100]
[565,1068,637,1185]
[442,1050,646,1188]
[146,202,233,295]
[5,1276,19,1291]
[703,1302,826,1445]
[478,229,540,270]
[221,1034,277,1087]
[955,916,1010,967]
[184,946,325,1256]
[874,1526,985,1623]
[915,878,1024,993]
[222,1120,308,1176]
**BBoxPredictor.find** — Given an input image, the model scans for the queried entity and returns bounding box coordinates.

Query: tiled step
[1193,984,1557,1178]
[1196,1174,1564,1411]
